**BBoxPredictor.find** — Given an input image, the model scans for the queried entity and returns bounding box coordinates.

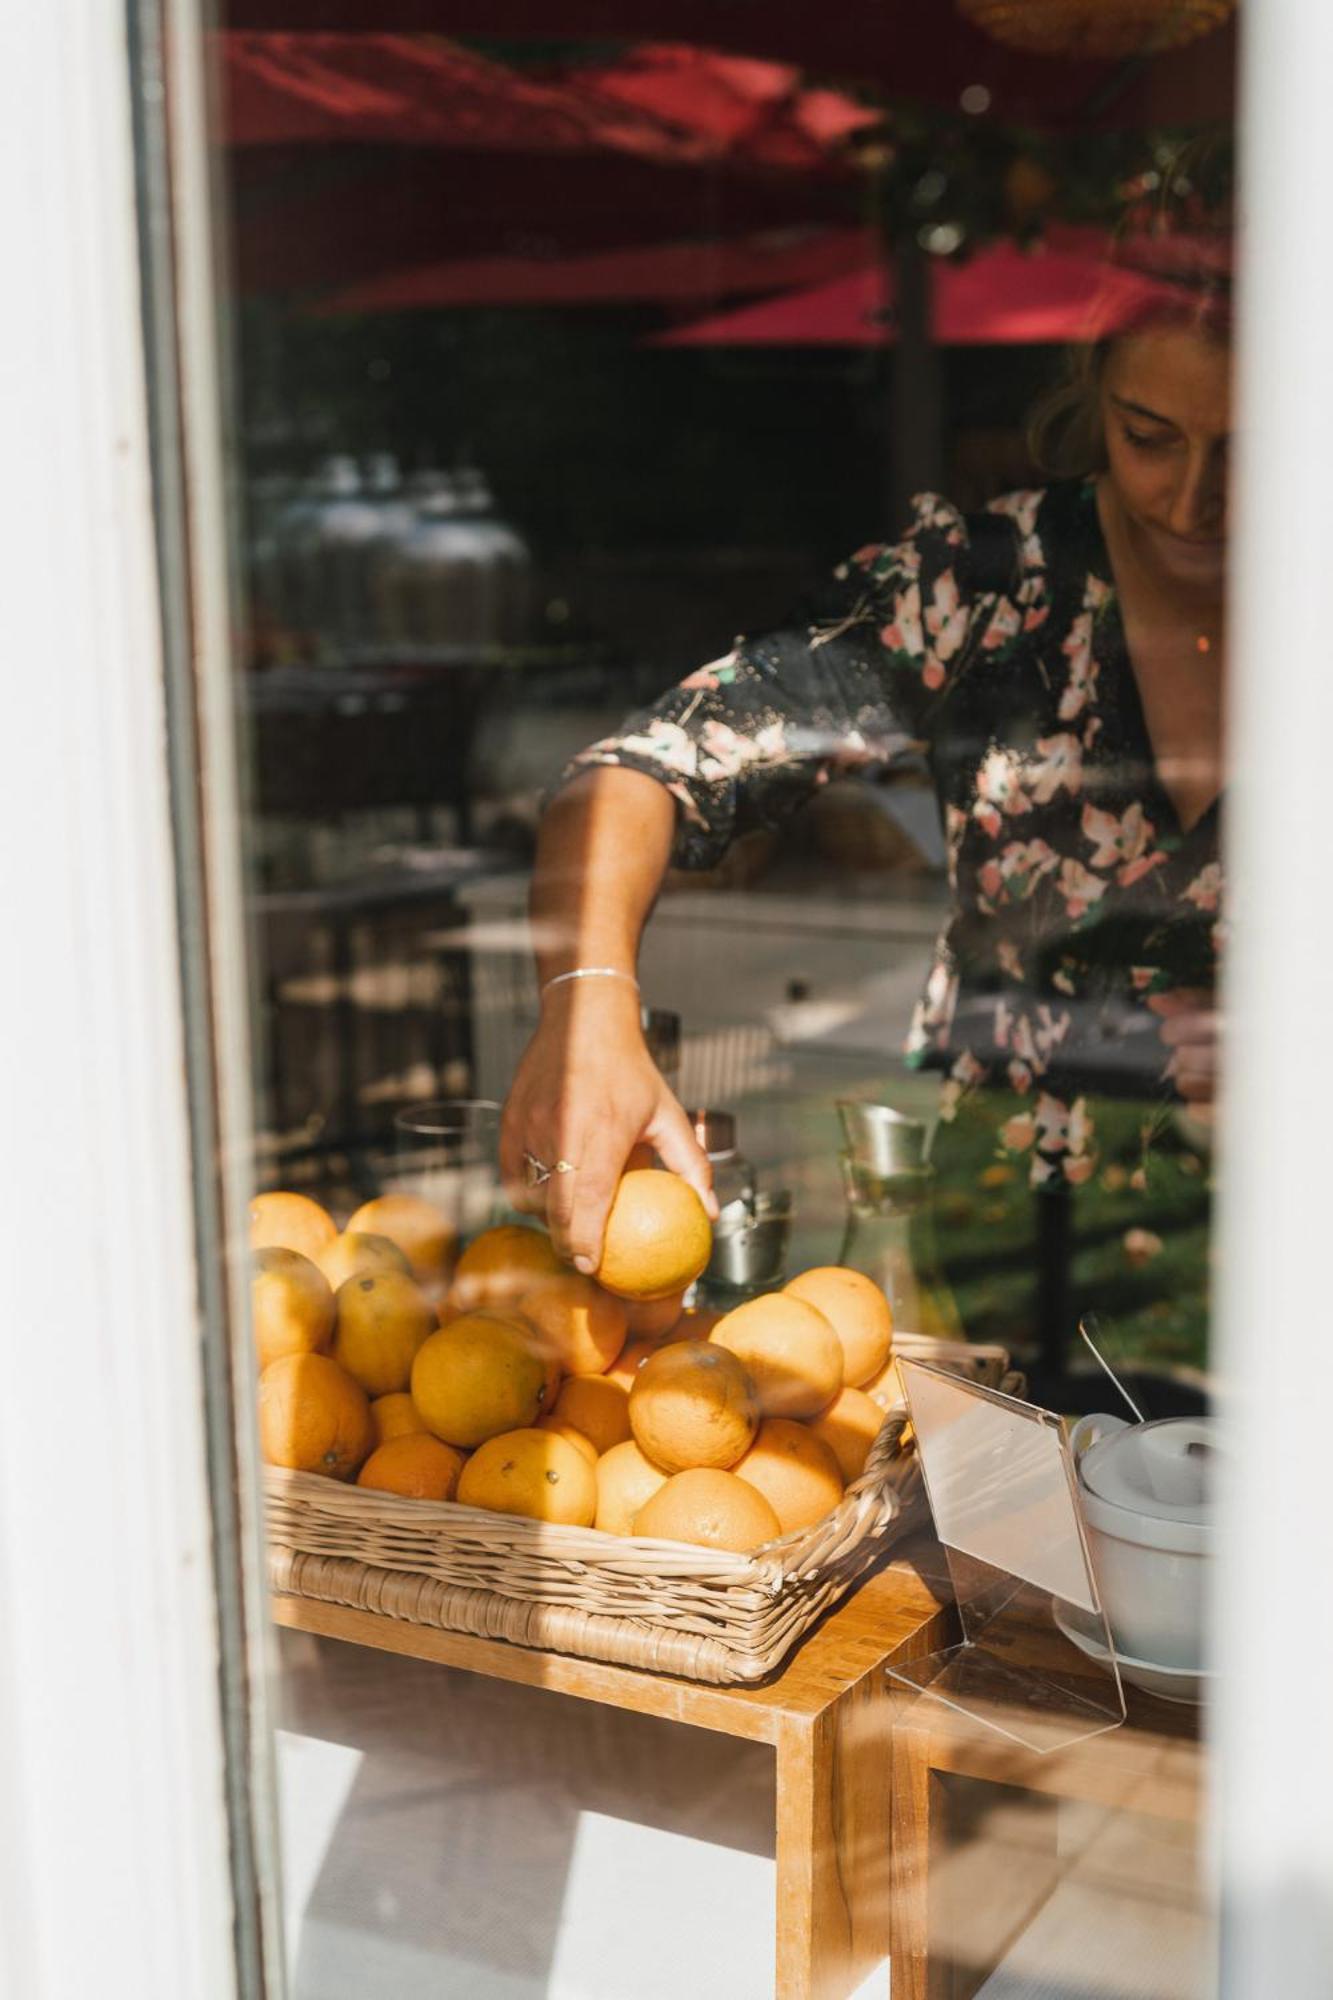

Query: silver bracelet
[541,966,640,1000]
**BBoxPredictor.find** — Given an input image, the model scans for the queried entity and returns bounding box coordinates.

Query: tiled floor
[275,1630,1210,2000]
[275,1629,861,2000]
[939,1785,1211,2000]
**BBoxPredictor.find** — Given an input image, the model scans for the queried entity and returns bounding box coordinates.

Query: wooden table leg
[888,1715,935,2000]
[891,1712,1069,2000]
[775,1665,894,2000]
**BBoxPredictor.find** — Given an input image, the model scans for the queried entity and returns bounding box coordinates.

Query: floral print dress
[560,477,1223,1193]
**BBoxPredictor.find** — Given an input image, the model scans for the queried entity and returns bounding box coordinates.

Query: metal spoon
[1078,1314,1147,1425]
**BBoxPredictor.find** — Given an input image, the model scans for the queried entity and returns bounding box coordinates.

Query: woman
[502,230,1230,1339]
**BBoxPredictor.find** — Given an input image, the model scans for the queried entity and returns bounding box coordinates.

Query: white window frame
[1212,4,1333,1992]
[0,1,280,1995]
[3,0,1332,1995]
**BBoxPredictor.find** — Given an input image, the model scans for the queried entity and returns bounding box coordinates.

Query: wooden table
[272,1542,950,2000]
[889,1632,1205,1999]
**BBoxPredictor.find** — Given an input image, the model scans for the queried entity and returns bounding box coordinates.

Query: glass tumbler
[392,1097,505,1251]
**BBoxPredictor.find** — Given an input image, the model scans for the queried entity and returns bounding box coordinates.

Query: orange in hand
[595,1171,712,1302]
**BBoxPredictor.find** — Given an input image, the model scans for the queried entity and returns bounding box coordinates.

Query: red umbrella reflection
[653,229,1184,346]
[223,32,878,169]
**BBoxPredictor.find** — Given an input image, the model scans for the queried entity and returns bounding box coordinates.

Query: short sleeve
[554,492,984,870]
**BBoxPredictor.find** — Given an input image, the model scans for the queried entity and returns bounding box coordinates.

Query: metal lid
[705,1189,792,1288]
[692,1108,736,1158]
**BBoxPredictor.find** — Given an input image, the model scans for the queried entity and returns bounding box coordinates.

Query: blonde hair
[1027,143,1234,481]
[1027,344,1111,480]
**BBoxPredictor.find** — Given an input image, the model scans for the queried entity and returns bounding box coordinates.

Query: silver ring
[524,1151,552,1188]
[554,1159,576,1176]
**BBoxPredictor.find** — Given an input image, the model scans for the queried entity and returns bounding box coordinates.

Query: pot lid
[1078,1417,1214,1527]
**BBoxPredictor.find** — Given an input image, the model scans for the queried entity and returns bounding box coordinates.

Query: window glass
[211,9,1236,1993]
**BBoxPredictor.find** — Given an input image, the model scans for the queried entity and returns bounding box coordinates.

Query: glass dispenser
[836,1099,964,1339]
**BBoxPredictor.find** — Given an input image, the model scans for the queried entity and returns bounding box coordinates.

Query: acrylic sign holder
[886,1358,1126,1753]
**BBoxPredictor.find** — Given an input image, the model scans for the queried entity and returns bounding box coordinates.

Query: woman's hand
[1149,987,1220,1113]
[500,983,716,1274]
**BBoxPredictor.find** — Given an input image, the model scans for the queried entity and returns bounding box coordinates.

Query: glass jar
[303,453,385,666]
[690,1108,756,1230]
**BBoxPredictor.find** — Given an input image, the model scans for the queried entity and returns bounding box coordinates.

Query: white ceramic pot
[1068,1413,1213,1672]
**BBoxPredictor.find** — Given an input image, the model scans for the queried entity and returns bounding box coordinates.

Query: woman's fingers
[1157,1010,1218,1049]
[1147,987,1212,1019]
[544,1119,631,1274]
[1149,988,1219,1105]
[647,1093,718,1219]
[499,1014,713,1270]
[1164,1028,1217,1104]
[499,1094,548,1217]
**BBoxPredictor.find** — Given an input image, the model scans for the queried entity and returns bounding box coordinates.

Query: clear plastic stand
[886,1358,1127,1753]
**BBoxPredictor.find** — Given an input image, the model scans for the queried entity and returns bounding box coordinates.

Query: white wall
[1213,3,1333,1991]
[0,2,241,1994]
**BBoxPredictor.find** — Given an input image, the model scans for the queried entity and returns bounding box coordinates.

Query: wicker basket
[267,1333,1015,1685]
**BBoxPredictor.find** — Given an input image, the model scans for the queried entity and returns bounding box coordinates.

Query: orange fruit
[710,1295,843,1420]
[368,1390,429,1448]
[733,1418,844,1535]
[317,1230,412,1291]
[258,1352,372,1480]
[529,1331,564,1417]
[632,1469,780,1553]
[332,1269,436,1396]
[458,1428,597,1527]
[623,1291,686,1339]
[519,1274,627,1376]
[251,1247,335,1371]
[346,1192,456,1287]
[550,1374,632,1456]
[594,1439,668,1536]
[594,1170,712,1302]
[628,1340,759,1473]
[861,1352,905,1411]
[808,1386,886,1483]
[450,1224,565,1310]
[250,1190,337,1265]
[357,1433,465,1501]
[605,1337,662,1393]
[476,1304,563,1413]
[536,1417,599,1467]
[783,1267,893,1387]
[411,1312,548,1449]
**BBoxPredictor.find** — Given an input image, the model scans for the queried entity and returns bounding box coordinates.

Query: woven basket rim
[265,1339,1017,1682]
[263,1405,910,1587]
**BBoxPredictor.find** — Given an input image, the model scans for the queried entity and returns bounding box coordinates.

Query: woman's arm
[502,493,979,1268]
[500,766,715,1272]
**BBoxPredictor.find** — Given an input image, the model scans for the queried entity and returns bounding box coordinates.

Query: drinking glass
[392,1097,505,1247]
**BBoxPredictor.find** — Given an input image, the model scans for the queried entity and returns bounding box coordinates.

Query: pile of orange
[251,1173,894,1557]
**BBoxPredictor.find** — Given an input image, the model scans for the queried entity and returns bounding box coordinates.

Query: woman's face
[1100,326,1232,594]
